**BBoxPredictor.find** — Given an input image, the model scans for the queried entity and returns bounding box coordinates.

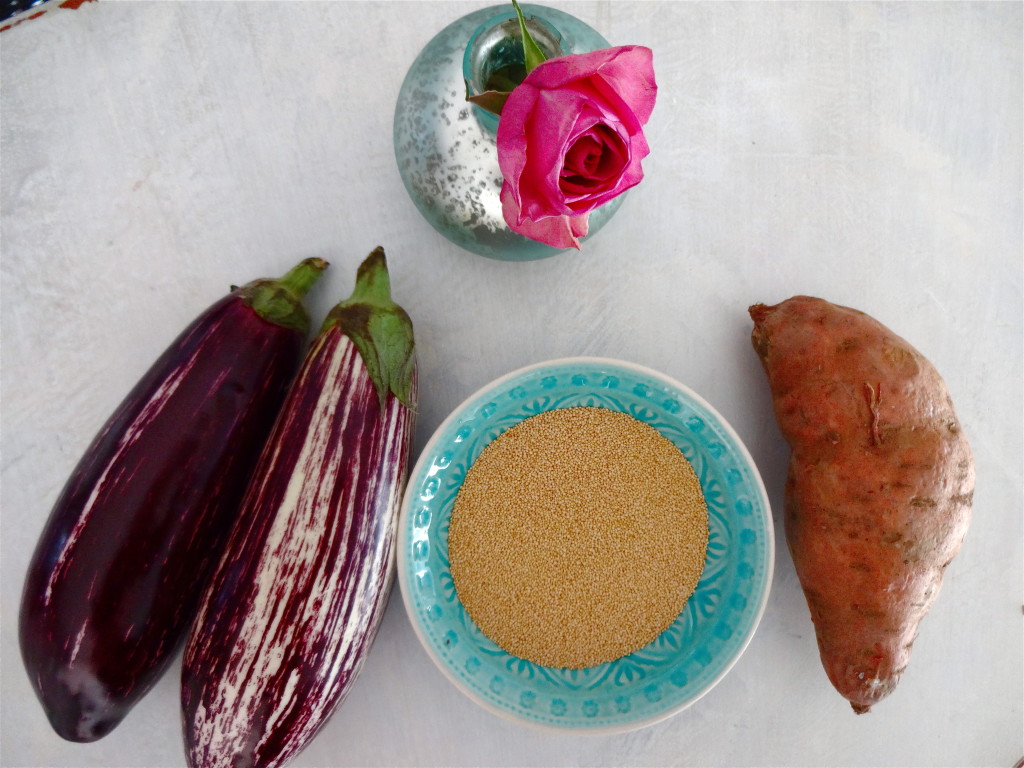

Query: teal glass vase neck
[393,3,626,262]
[463,9,564,136]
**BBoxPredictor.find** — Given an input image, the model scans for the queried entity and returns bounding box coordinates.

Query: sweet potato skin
[749,296,973,713]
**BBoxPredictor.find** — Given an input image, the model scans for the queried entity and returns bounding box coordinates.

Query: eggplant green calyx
[239,257,329,334]
[325,247,416,410]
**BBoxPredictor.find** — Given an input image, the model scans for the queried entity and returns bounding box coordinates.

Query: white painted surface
[1,2,1020,766]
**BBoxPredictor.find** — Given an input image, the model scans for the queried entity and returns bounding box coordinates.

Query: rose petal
[494,45,657,248]
[495,82,542,214]
[500,77,651,219]
[525,46,657,126]
[560,124,629,189]
[501,181,589,250]
[570,106,649,211]
[562,134,602,176]
[505,87,595,219]
[555,113,644,213]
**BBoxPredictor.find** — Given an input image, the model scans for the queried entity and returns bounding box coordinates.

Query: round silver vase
[393,4,625,262]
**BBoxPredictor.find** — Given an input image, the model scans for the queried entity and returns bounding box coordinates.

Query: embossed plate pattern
[396,358,774,732]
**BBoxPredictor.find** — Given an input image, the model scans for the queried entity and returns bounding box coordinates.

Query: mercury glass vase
[393,3,625,262]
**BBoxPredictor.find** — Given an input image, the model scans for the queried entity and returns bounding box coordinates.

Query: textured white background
[1,1,1021,766]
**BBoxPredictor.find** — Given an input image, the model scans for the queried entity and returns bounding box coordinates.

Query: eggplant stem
[280,257,330,299]
[347,247,392,307]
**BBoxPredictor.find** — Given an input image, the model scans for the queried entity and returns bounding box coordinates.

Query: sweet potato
[749,296,974,713]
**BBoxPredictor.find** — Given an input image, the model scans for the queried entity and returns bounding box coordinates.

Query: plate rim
[396,356,775,734]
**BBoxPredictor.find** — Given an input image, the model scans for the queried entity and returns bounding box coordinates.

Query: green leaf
[465,82,510,116]
[512,0,547,73]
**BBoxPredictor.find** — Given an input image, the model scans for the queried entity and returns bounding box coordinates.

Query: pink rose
[496,45,657,250]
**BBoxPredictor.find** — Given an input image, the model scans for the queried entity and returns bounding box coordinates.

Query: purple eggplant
[19,258,328,743]
[181,247,416,768]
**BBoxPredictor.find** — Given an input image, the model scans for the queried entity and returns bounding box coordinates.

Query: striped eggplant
[181,247,416,768]
[19,258,328,743]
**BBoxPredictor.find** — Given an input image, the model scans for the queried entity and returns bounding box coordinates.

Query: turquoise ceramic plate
[396,358,774,732]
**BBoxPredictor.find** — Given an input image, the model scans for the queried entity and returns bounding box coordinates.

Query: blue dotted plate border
[396,358,774,732]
